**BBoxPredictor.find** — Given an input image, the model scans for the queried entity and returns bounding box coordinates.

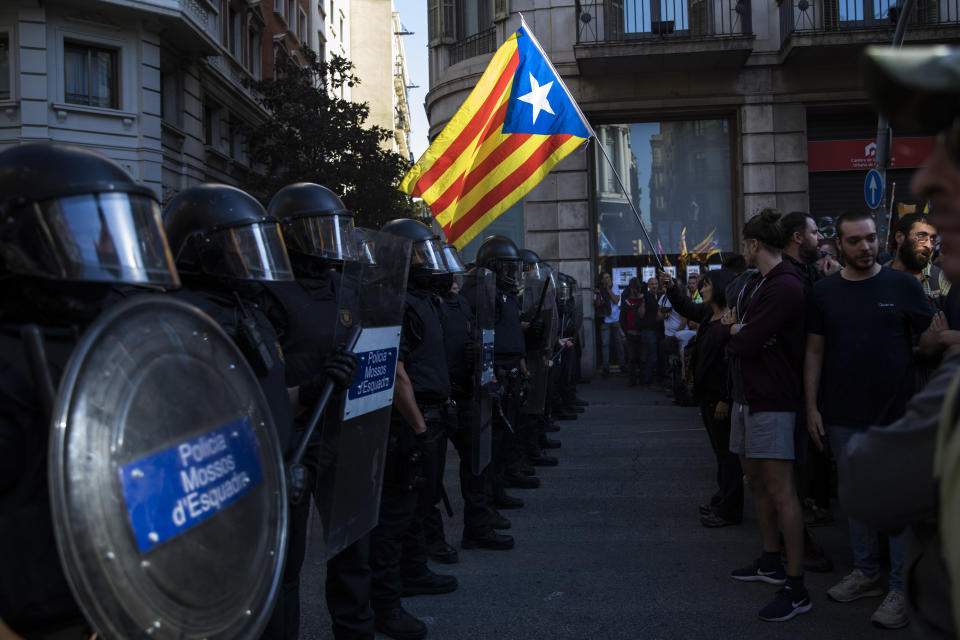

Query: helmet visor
[523,262,543,280]
[441,244,466,273]
[281,214,358,262]
[198,222,294,281]
[411,238,447,273]
[355,227,377,265]
[0,192,179,286]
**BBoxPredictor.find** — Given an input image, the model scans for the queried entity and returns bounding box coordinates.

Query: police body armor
[48,295,287,639]
[313,230,411,559]
[403,289,452,404]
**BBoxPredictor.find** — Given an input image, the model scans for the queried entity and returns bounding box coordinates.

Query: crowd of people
[589,45,960,632]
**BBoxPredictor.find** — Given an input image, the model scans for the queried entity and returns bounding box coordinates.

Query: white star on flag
[517,73,555,125]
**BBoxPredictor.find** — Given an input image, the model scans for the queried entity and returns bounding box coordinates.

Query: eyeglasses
[910,230,938,245]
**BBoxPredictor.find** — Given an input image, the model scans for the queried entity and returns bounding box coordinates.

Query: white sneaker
[826,569,885,602]
[871,590,909,629]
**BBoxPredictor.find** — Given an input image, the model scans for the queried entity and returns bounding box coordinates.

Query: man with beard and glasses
[805,209,941,629]
[888,213,947,309]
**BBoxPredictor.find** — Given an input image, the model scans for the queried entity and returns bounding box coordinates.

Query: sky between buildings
[394,0,429,161]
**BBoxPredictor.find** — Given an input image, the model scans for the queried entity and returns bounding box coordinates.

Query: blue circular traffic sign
[864,169,884,209]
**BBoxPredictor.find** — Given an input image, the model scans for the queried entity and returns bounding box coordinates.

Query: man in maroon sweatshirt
[725,209,809,622]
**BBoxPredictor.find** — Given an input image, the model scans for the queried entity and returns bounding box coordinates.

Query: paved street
[301,376,911,639]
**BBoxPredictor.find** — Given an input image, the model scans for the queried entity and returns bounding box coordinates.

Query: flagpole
[592,137,665,270]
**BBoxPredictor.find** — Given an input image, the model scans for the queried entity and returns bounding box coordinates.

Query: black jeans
[370,414,421,614]
[447,402,497,537]
[261,488,311,640]
[700,400,743,522]
[326,535,375,640]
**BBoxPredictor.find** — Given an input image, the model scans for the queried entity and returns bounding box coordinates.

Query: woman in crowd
[659,268,743,528]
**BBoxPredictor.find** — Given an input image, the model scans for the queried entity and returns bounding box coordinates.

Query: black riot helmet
[267,183,358,264]
[518,248,548,280]
[476,235,523,292]
[380,218,449,291]
[163,183,294,281]
[0,143,179,286]
[557,273,573,302]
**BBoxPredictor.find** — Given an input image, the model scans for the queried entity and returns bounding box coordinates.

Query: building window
[339,14,344,39]
[274,0,285,18]
[0,35,9,100]
[64,42,118,109]
[298,8,308,42]
[594,120,733,272]
[203,100,220,146]
[457,0,494,38]
[160,70,183,126]
[287,0,295,26]
[228,5,242,58]
[248,27,262,78]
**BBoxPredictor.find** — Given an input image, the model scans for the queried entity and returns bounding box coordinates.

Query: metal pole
[592,137,665,269]
[874,0,916,247]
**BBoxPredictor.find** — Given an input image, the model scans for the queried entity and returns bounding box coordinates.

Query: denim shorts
[729,402,796,460]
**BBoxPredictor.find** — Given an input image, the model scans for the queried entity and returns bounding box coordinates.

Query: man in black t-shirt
[805,210,937,629]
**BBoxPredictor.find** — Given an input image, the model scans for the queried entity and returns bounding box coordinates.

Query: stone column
[741,102,808,220]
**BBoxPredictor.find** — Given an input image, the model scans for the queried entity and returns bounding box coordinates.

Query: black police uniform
[0,283,103,637]
[434,289,499,539]
[490,288,527,498]
[370,287,451,614]
[261,262,376,640]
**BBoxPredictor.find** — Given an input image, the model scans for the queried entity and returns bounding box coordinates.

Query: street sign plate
[865,169,884,209]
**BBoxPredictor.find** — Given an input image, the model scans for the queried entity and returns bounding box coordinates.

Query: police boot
[491,511,511,529]
[540,436,561,449]
[462,529,515,550]
[529,453,559,467]
[426,540,459,565]
[401,570,458,597]
[494,492,524,509]
[376,606,428,640]
[505,470,540,488]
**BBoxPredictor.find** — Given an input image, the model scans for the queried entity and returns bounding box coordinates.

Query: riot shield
[313,230,411,560]
[521,264,556,416]
[460,267,496,475]
[48,295,286,640]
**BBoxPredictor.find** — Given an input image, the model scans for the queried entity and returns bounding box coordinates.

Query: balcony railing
[780,0,960,45]
[576,0,752,43]
[450,27,497,65]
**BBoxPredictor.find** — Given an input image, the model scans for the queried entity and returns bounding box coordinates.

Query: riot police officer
[372,218,458,640]
[163,184,349,640]
[517,249,560,467]
[265,183,370,640]
[435,244,514,552]
[472,236,539,507]
[0,144,180,637]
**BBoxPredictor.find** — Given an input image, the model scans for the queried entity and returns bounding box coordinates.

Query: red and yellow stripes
[398,33,586,250]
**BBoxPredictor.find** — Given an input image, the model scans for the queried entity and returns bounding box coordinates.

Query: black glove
[325,347,359,391]
[298,348,359,407]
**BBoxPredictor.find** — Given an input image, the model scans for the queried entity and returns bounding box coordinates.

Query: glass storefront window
[594,120,733,282]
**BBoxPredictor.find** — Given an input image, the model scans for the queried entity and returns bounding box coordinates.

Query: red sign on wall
[807,138,934,172]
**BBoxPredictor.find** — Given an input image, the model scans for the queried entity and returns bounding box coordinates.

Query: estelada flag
[399,17,593,249]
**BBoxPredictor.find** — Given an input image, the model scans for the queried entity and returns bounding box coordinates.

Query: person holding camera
[595,272,624,377]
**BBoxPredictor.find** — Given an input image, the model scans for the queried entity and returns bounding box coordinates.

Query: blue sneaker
[731,557,786,585]
[759,585,813,622]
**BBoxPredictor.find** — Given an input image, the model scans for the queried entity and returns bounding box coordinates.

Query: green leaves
[243,48,418,228]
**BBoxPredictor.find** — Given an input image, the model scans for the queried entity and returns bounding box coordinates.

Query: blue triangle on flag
[502,28,591,138]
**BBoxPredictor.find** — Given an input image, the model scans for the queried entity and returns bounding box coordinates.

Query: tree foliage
[244,48,417,228]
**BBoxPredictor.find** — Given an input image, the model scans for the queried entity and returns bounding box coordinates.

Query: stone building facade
[425,0,960,375]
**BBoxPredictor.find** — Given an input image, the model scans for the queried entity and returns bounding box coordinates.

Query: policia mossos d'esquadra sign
[48,295,287,640]
[313,230,412,560]
[521,262,557,417]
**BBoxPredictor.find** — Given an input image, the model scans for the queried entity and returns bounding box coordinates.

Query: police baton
[21,325,56,424]
[287,324,362,502]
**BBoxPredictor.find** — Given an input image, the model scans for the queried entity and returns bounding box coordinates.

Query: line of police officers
[0,143,588,640]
